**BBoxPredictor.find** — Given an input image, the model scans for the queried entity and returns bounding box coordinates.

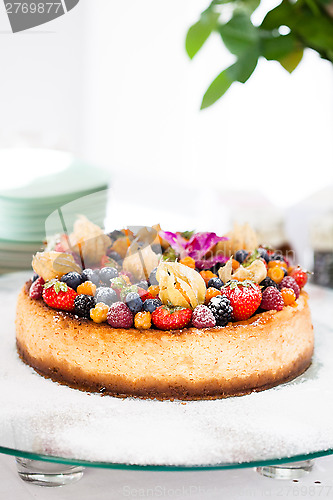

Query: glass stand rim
[2,444,332,471]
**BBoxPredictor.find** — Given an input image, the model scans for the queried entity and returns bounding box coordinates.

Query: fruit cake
[15,216,314,400]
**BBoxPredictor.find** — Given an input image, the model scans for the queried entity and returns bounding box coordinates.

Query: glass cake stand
[1,272,333,486]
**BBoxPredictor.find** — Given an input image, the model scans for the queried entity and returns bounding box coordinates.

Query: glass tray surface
[1,272,333,470]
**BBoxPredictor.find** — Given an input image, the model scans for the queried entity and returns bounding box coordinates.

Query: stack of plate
[0,149,110,274]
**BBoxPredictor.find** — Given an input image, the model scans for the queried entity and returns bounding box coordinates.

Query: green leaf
[279,48,304,72]
[261,32,300,61]
[218,10,258,56]
[185,12,220,59]
[200,49,258,109]
[261,0,294,31]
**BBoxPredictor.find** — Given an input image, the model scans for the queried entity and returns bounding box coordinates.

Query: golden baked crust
[16,283,314,400]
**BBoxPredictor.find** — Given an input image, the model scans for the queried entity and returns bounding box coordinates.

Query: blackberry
[137,280,148,290]
[99,266,118,285]
[95,287,117,306]
[207,277,224,290]
[143,298,162,313]
[259,277,279,290]
[258,248,270,263]
[207,295,233,326]
[149,268,159,286]
[60,271,83,291]
[235,249,249,264]
[125,292,143,314]
[74,294,96,318]
[81,268,100,285]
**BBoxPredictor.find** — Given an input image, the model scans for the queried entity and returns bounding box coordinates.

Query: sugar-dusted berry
[60,272,83,291]
[207,295,233,326]
[192,305,216,328]
[125,292,143,314]
[134,311,152,329]
[74,294,96,318]
[279,276,300,299]
[42,280,77,311]
[147,285,159,298]
[29,277,45,299]
[95,286,117,306]
[143,298,162,313]
[207,277,224,290]
[107,302,134,328]
[260,286,284,311]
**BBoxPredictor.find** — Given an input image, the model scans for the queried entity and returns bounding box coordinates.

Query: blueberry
[149,268,159,286]
[99,266,118,285]
[258,248,270,263]
[259,277,279,290]
[74,294,96,318]
[95,287,117,306]
[32,273,39,282]
[270,252,285,262]
[143,298,162,313]
[125,292,143,314]
[107,250,122,262]
[235,249,249,264]
[207,277,224,290]
[81,268,100,285]
[151,244,162,254]
[136,280,148,290]
[107,230,124,243]
[60,272,83,291]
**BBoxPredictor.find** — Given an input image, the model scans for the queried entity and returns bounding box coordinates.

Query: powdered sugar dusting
[3,273,333,466]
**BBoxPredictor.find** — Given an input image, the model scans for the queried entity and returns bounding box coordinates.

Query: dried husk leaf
[69,215,111,266]
[122,245,159,281]
[156,261,206,309]
[32,251,82,281]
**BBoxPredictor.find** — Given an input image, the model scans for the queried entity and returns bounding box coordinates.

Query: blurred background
[0,0,332,284]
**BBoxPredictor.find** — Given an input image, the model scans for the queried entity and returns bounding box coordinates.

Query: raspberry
[107,302,133,328]
[29,277,45,299]
[260,286,284,311]
[192,305,216,328]
[279,276,300,299]
[207,295,232,326]
[134,311,152,329]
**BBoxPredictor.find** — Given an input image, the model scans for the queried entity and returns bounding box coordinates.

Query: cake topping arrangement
[27,217,309,331]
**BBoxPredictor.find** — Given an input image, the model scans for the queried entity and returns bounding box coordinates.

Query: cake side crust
[16,284,314,400]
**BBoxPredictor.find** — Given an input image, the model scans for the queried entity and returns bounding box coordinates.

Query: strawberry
[137,287,154,302]
[152,306,192,331]
[42,279,77,311]
[290,267,308,289]
[220,280,262,321]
